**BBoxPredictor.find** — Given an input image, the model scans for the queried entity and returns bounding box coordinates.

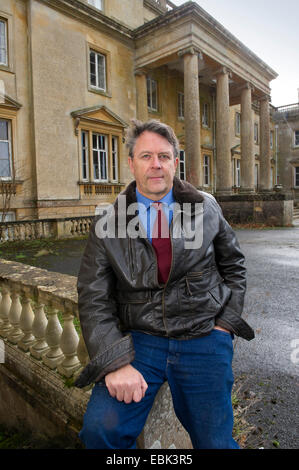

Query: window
[233,159,240,187]
[88,0,103,10]
[203,154,210,186]
[254,123,259,144]
[90,50,106,91]
[147,78,158,112]
[80,130,119,183]
[0,20,7,66]
[92,133,108,182]
[270,130,274,149]
[0,118,12,179]
[111,136,118,182]
[202,103,209,127]
[81,131,89,181]
[270,167,274,188]
[178,92,184,119]
[294,130,299,147]
[295,167,299,187]
[179,150,185,180]
[254,164,258,189]
[235,112,241,136]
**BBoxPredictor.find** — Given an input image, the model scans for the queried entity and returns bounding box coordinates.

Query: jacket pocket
[117,289,151,304]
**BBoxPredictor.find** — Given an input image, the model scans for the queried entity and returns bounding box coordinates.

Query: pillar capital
[241,82,255,93]
[259,94,271,103]
[178,46,203,60]
[213,66,232,79]
[134,67,149,77]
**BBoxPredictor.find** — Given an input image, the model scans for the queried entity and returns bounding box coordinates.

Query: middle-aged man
[75,119,254,449]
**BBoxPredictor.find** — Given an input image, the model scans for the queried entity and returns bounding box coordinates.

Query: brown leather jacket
[74,177,254,388]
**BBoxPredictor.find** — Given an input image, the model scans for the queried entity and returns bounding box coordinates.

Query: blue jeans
[79,329,239,449]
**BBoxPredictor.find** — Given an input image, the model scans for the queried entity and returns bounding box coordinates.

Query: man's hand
[214,325,231,334]
[105,364,148,404]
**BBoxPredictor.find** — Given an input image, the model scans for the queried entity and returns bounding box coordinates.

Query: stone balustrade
[0,259,89,380]
[0,216,94,243]
[0,258,192,448]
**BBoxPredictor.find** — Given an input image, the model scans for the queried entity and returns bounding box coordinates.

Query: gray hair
[125,119,180,159]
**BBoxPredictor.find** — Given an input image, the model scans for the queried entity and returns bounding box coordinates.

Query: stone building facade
[272,102,299,205]
[0,0,281,221]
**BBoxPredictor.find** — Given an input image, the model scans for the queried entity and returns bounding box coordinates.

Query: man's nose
[151,155,162,168]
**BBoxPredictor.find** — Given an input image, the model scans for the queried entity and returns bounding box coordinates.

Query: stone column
[215,67,232,194]
[240,83,255,192]
[178,47,201,188]
[135,69,148,122]
[259,95,271,191]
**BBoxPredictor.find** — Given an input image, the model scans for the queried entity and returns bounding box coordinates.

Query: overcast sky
[172,0,299,107]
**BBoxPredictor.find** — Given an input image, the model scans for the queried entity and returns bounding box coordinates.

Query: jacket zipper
[161,219,174,334]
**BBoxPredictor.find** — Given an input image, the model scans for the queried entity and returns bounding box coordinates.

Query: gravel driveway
[232,226,299,449]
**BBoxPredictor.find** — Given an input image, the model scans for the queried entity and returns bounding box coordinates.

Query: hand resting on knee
[105,364,148,404]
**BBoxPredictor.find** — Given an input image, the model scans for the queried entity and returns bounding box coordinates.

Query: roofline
[133,1,278,81]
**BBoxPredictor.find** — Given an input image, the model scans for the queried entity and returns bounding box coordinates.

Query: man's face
[128,130,178,200]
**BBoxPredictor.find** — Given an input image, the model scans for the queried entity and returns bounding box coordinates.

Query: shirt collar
[136,187,175,212]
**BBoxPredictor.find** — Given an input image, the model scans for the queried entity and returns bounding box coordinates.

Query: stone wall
[216,191,294,226]
[0,259,192,449]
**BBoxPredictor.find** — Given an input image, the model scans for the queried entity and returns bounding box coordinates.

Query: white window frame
[88,0,103,10]
[235,112,241,136]
[294,167,299,188]
[203,154,210,186]
[81,130,89,181]
[111,136,118,182]
[202,103,209,128]
[0,118,12,180]
[92,133,108,182]
[89,50,106,91]
[179,150,185,180]
[178,92,184,119]
[147,77,158,112]
[233,159,241,187]
[294,130,299,147]
[0,19,7,66]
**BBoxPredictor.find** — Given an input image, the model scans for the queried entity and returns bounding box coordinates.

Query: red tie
[151,202,172,284]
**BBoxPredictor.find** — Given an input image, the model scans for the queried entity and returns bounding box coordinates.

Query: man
[75,119,254,449]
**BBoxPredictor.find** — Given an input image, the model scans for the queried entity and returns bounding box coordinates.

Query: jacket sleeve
[213,202,255,341]
[74,217,135,388]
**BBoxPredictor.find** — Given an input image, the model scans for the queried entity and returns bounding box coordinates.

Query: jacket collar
[114,176,204,223]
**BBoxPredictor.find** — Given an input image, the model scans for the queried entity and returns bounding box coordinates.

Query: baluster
[76,333,89,367]
[42,308,64,369]
[30,304,50,359]
[7,224,13,241]
[19,223,26,241]
[18,296,36,351]
[0,286,13,337]
[7,291,24,344]
[57,312,81,377]
[30,223,36,240]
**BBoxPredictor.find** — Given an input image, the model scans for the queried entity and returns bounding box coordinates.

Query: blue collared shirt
[136,188,175,243]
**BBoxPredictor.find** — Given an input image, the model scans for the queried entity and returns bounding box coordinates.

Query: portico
[133,2,277,195]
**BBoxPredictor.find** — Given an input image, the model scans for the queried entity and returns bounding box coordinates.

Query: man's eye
[159,154,170,160]
[142,154,151,159]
